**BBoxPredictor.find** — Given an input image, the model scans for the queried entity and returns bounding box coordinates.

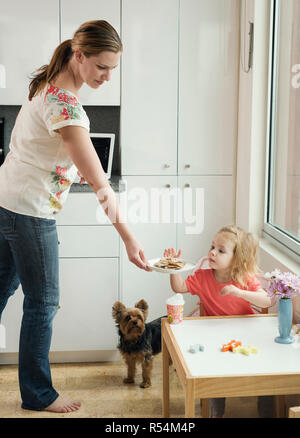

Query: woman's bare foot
[44,395,81,413]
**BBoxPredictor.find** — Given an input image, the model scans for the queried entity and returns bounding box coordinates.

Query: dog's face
[112,299,149,342]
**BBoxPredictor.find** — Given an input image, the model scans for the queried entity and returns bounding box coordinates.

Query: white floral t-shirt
[0,85,90,219]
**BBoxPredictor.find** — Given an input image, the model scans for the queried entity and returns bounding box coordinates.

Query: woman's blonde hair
[216,224,263,288]
[28,20,122,100]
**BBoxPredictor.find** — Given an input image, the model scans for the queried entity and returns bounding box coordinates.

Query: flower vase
[275,298,294,344]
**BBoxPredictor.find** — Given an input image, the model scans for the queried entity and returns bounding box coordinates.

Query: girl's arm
[163,247,189,294]
[221,285,272,308]
[170,274,189,294]
[59,126,150,271]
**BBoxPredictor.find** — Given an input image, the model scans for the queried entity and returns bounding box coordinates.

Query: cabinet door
[0,285,23,353]
[51,258,119,351]
[0,0,59,104]
[120,176,177,320]
[178,0,239,175]
[56,192,119,226]
[121,0,179,175]
[177,175,235,314]
[60,0,120,105]
[177,175,235,262]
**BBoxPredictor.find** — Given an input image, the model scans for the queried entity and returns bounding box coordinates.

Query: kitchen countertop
[70,175,126,193]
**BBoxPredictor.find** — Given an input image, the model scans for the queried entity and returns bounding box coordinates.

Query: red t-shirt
[185,269,262,316]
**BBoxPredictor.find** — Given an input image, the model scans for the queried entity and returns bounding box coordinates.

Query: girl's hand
[77,170,86,184]
[163,248,182,259]
[125,238,152,272]
[220,285,240,297]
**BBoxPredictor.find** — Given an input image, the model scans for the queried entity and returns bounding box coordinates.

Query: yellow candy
[248,345,258,354]
[240,347,251,356]
[232,346,242,354]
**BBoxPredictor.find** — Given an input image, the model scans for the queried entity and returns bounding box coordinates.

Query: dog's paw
[140,381,151,388]
[123,377,135,384]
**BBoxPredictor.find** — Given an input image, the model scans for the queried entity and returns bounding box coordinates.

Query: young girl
[164,224,273,418]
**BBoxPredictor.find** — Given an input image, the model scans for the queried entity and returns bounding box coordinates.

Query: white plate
[148,258,196,274]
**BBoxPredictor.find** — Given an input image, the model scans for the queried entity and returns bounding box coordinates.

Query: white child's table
[162,315,300,418]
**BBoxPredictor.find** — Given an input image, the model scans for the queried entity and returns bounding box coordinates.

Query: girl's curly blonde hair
[216,224,263,288]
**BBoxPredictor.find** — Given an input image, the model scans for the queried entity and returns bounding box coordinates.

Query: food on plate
[154,257,186,270]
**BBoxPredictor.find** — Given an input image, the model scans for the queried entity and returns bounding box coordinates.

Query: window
[264,0,300,260]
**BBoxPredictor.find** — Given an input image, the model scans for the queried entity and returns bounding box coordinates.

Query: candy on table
[232,345,258,355]
[240,346,251,356]
[189,344,205,353]
[221,340,241,352]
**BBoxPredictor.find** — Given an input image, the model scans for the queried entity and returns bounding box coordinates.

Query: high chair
[193,258,285,418]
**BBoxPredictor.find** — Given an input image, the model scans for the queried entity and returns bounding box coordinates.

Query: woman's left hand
[220,285,240,297]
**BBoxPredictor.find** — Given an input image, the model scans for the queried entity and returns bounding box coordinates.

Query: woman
[0,20,150,413]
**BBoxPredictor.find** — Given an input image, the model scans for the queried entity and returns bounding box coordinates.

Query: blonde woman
[164,224,273,417]
[0,20,150,413]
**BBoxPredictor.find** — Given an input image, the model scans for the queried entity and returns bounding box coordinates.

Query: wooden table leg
[275,395,286,418]
[185,379,195,418]
[162,336,170,417]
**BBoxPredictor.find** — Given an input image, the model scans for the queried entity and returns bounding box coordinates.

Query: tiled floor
[0,354,276,418]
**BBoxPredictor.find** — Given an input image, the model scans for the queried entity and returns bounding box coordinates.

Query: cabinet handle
[184,184,191,188]
[165,184,171,188]
[185,164,191,168]
[164,164,170,168]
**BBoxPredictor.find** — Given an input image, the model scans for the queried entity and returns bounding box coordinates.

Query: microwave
[75,133,115,182]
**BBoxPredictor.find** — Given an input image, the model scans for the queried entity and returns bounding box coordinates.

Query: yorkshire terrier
[112,299,163,388]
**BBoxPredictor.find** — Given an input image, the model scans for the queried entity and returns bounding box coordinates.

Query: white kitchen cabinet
[1,192,120,358]
[57,226,119,258]
[176,175,235,314]
[0,0,59,105]
[177,176,235,263]
[120,175,235,317]
[0,285,23,354]
[60,0,121,106]
[121,0,179,175]
[51,258,119,351]
[178,0,240,175]
[56,192,118,226]
[1,258,120,354]
[53,192,120,351]
[120,176,178,320]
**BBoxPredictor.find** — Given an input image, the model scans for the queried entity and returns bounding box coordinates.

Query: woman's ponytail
[28,39,73,100]
[28,20,122,100]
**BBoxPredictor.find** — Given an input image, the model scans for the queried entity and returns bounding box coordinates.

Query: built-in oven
[0,118,4,166]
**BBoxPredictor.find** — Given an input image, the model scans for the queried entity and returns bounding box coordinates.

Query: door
[51,257,119,350]
[121,0,179,175]
[0,0,59,104]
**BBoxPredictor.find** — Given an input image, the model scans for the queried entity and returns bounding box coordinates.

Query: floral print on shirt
[45,85,83,126]
[49,165,73,214]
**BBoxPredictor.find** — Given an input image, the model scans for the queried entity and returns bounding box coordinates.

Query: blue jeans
[0,206,60,410]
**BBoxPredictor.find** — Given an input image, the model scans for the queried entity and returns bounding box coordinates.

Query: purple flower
[265,270,300,300]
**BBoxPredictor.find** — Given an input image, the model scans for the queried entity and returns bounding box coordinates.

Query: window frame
[263,0,300,263]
